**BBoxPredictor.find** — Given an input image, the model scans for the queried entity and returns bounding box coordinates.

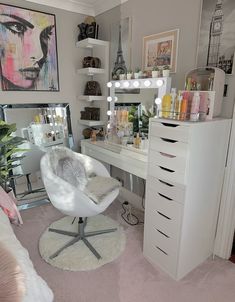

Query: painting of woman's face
[0,4,59,91]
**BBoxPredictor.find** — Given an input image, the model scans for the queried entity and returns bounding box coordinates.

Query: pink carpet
[13,202,235,302]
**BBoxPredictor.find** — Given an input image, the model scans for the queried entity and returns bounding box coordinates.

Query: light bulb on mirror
[107,96,112,102]
[115,82,121,88]
[107,82,112,88]
[144,80,151,87]
[114,96,118,102]
[133,81,140,88]
[156,79,164,87]
[123,81,130,88]
[107,110,112,116]
[155,97,162,105]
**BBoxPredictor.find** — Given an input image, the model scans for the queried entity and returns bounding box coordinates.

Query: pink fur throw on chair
[0,242,25,302]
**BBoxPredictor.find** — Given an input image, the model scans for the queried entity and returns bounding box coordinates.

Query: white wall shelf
[79,120,105,127]
[77,68,105,76]
[76,38,109,131]
[78,95,105,102]
[76,38,109,49]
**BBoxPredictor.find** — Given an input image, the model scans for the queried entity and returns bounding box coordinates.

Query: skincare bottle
[180,92,188,121]
[170,88,177,118]
[174,92,183,120]
[162,93,172,118]
[133,133,141,148]
[190,91,200,121]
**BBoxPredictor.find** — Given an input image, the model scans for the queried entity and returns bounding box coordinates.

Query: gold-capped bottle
[162,93,172,118]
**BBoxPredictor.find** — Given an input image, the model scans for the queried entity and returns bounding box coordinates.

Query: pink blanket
[0,187,23,225]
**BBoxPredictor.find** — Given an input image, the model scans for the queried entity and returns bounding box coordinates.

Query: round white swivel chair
[40,146,120,260]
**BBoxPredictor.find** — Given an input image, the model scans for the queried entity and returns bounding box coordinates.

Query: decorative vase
[163,70,170,77]
[152,71,159,78]
[127,73,132,80]
[134,73,139,79]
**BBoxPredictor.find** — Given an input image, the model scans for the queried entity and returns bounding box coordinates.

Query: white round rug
[39,214,126,271]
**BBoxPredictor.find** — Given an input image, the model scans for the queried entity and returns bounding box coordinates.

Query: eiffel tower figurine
[112,25,127,79]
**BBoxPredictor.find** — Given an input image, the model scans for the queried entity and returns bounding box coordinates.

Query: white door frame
[214,113,235,259]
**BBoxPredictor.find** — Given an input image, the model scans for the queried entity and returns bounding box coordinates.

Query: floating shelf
[79,120,105,127]
[77,68,105,76]
[76,38,109,49]
[78,95,105,102]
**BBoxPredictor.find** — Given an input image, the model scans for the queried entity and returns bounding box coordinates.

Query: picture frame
[0,3,59,91]
[142,29,179,73]
[197,0,235,75]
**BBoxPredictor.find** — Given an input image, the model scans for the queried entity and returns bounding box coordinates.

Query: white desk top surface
[81,139,148,179]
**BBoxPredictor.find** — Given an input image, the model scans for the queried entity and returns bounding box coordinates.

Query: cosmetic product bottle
[174,92,183,120]
[170,88,177,118]
[185,77,192,90]
[190,91,200,121]
[162,93,172,118]
[133,133,141,148]
[180,92,188,121]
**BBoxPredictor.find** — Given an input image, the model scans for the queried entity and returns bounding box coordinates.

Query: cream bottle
[190,91,200,121]
[170,88,177,118]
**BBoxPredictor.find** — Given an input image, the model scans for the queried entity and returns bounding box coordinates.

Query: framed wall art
[197,0,235,75]
[110,17,132,80]
[0,3,59,91]
[142,29,179,73]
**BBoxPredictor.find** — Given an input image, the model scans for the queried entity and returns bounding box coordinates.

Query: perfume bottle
[190,91,200,121]
[180,92,188,121]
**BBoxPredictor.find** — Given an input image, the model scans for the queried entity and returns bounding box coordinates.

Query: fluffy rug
[39,214,126,271]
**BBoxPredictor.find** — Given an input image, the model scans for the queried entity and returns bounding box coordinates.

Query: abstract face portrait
[0,4,59,91]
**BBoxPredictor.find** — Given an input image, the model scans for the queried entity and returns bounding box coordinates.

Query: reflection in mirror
[114,88,157,135]
[0,103,73,210]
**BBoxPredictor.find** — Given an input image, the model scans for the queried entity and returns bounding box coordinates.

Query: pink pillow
[0,242,25,302]
[0,187,23,225]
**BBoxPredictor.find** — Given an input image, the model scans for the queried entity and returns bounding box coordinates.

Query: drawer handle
[156,228,170,238]
[159,152,176,158]
[155,246,168,256]
[159,166,175,173]
[160,137,178,143]
[157,211,171,220]
[158,192,173,201]
[158,179,174,187]
[161,122,179,128]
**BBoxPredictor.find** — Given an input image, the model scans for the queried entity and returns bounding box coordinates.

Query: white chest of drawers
[143,118,231,280]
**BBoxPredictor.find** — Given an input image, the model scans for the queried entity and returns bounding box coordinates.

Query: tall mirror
[0,103,73,210]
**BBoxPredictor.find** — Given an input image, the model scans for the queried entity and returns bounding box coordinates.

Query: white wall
[0,0,86,149]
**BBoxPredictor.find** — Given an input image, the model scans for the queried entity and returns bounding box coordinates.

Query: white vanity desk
[81,139,148,179]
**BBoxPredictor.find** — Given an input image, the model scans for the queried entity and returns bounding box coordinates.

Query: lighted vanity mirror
[114,88,157,134]
[0,103,73,209]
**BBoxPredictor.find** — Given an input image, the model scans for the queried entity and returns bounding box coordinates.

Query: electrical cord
[121,201,144,226]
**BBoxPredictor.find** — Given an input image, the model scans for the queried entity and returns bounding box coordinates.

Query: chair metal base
[48,217,117,260]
